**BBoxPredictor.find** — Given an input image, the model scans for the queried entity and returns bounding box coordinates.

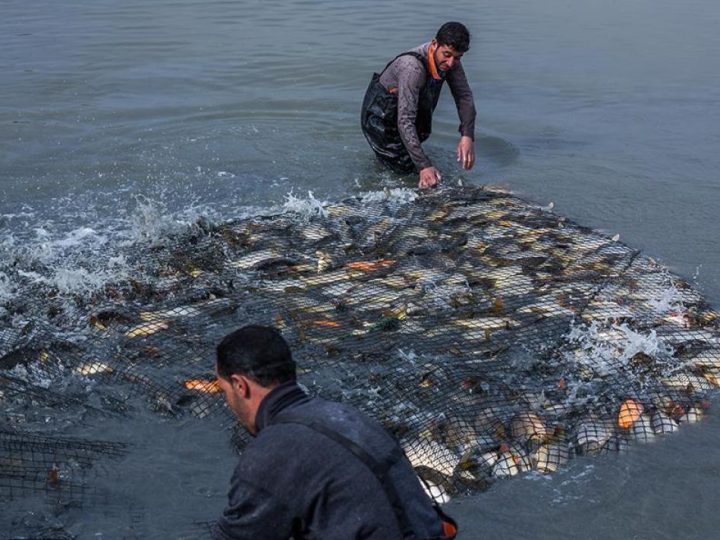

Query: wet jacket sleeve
[447,62,476,139]
[395,56,434,171]
[211,468,294,540]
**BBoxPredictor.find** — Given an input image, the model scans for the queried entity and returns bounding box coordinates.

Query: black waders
[360,52,444,174]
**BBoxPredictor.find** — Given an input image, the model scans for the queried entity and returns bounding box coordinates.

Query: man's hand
[418,167,442,189]
[456,136,475,170]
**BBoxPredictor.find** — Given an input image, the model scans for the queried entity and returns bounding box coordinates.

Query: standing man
[211,325,457,540]
[361,22,477,189]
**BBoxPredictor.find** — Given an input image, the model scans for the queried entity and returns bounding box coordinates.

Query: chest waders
[273,414,458,540]
[361,52,445,174]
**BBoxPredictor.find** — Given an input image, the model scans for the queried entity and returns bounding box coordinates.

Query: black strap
[379,51,428,77]
[272,414,416,539]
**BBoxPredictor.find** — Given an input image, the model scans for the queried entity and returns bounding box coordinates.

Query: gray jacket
[378,42,476,170]
[212,382,444,540]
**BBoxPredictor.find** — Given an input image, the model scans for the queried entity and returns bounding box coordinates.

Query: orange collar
[427,43,442,81]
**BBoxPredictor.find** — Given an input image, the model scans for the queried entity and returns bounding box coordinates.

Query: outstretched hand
[418,166,442,189]
[456,136,475,170]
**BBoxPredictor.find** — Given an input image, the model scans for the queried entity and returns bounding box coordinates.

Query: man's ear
[431,38,438,47]
[229,373,250,398]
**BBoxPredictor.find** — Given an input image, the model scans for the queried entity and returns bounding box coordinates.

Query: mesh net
[0,428,127,499]
[2,186,719,534]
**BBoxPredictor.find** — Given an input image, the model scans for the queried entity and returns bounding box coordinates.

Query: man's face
[215,365,255,432]
[433,41,464,72]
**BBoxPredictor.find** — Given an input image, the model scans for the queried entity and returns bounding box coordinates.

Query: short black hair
[436,22,470,53]
[216,325,296,387]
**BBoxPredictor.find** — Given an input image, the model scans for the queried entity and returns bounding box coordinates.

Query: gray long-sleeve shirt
[378,42,476,170]
[212,382,444,540]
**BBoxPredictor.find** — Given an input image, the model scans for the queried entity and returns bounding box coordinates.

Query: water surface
[2,0,720,537]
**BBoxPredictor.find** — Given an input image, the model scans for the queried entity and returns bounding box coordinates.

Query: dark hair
[436,22,470,53]
[216,325,296,387]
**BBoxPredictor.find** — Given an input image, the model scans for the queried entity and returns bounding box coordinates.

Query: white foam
[128,195,177,242]
[16,256,130,296]
[616,323,669,361]
[16,269,44,281]
[396,348,420,366]
[692,265,702,282]
[360,187,418,205]
[282,190,329,219]
[565,320,672,377]
[646,283,684,314]
[52,268,112,295]
[28,241,56,264]
[1,211,34,220]
[18,268,91,295]
[1,233,17,250]
[55,227,106,248]
[0,272,14,316]
[0,272,13,301]
[33,227,51,239]
[126,194,220,244]
[0,193,231,317]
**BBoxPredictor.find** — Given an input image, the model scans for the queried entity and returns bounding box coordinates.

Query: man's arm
[212,464,294,540]
[447,62,477,170]
[395,56,433,172]
[395,56,443,187]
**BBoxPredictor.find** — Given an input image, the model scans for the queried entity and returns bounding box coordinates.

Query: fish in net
[1,186,718,534]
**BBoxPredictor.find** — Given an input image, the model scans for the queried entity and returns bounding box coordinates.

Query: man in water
[211,324,457,540]
[361,22,477,189]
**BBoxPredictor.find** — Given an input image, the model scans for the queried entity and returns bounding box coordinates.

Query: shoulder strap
[273,414,416,538]
[380,51,428,77]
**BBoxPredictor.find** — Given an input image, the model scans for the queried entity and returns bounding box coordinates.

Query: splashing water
[0,273,13,317]
[50,258,130,296]
[129,195,181,242]
[647,282,685,314]
[616,324,670,361]
[55,227,106,249]
[360,187,419,205]
[282,190,329,219]
[565,320,672,377]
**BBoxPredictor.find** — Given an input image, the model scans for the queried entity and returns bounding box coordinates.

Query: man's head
[215,325,295,433]
[432,22,470,72]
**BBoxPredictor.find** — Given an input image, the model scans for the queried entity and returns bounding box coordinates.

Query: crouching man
[212,324,457,540]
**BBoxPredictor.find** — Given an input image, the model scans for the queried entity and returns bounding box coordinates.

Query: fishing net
[1,186,719,535]
[0,428,127,499]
